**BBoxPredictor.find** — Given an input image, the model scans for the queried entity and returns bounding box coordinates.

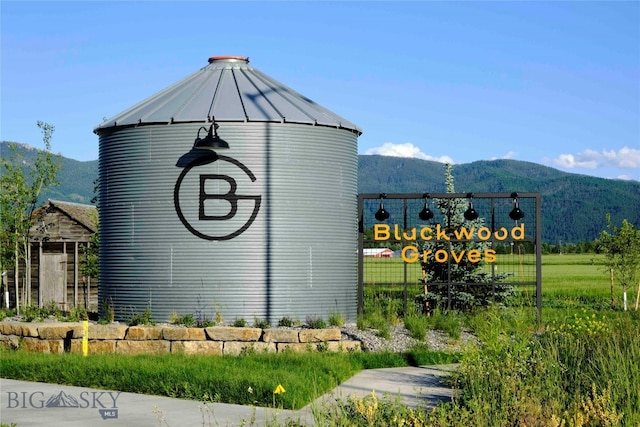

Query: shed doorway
[41,253,67,310]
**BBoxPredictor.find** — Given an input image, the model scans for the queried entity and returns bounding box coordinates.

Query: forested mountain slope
[3,142,638,243]
[359,156,639,243]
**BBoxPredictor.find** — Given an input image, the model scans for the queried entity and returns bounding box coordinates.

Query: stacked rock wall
[0,322,361,356]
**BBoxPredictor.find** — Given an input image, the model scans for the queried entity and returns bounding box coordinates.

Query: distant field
[363,253,625,311]
[540,253,608,293]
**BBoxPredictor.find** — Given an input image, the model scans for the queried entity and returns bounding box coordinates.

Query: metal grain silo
[94,56,361,324]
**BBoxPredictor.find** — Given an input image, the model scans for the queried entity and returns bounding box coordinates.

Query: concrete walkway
[1,365,456,426]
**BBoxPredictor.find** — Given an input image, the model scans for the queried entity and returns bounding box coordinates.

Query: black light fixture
[193,121,229,150]
[375,193,390,221]
[509,192,525,220]
[463,192,479,220]
[419,193,434,220]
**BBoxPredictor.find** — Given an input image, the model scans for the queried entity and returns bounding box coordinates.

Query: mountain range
[2,141,638,244]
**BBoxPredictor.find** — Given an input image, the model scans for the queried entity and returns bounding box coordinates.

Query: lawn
[364,253,627,312]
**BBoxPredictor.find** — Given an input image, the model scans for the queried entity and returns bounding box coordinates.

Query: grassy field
[364,253,626,311]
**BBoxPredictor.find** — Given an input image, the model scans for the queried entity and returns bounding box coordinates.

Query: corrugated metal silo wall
[98,122,358,324]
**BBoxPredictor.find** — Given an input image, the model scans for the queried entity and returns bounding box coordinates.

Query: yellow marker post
[273,384,286,395]
[82,320,89,356]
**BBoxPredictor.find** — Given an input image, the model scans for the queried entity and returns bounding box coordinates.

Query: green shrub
[427,308,462,340]
[196,319,215,328]
[100,298,114,323]
[22,304,44,322]
[305,315,326,329]
[277,316,295,327]
[0,309,15,321]
[43,301,63,320]
[129,307,155,326]
[316,341,329,352]
[328,311,346,327]
[178,313,195,327]
[233,318,248,327]
[253,317,269,329]
[67,306,88,322]
[403,311,428,340]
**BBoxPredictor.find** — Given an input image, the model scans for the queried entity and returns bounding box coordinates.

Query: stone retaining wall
[0,322,362,355]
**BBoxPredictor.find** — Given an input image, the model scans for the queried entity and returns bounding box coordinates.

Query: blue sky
[2,1,639,180]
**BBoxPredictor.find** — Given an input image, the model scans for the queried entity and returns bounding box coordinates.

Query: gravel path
[340,323,477,353]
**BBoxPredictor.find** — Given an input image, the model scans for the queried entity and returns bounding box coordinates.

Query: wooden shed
[4,200,98,311]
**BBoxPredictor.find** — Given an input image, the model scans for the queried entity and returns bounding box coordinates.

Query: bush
[0,309,15,321]
[328,311,346,327]
[21,304,45,322]
[129,307,155,326]
[305,315,326,329]
[177,314,195,327]
[67,306,88,322]
[277,316,296,327]
[100,298,114,323]
[252,317,269,329]
[44,301,63,320]
[233,318,247,327]
[403,310,428,340]
[427,308,462,340]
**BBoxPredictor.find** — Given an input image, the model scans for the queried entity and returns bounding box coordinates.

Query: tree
[596,214,640,311]
[0,121,62,311]
[417,163,512,311]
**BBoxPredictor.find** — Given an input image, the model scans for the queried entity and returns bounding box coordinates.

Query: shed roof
[94,56,361,135]
[32,200,98,234]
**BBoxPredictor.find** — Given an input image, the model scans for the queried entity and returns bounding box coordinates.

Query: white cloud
[550,153,599,169]
[364,142,454,164]
[490,151,518,160]
[549,146,640,170]
[615,174,635,181]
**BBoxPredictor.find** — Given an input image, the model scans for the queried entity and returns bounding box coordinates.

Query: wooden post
[1,272,6,308]
[14,247,19,313]
[62,242,67,311]
[38,242,43,307]
[74,241,78,308]
[635,279,640,311]
[86,242,90,309]
[422,269,429,316]
[26,242,31,306]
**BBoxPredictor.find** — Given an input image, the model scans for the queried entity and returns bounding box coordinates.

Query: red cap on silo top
[208,56,249,63]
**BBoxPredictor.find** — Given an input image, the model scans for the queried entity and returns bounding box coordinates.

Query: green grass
[533,254,621,310]
[0,349,461,411]
[363,257,423,284]
[366,253,627,313]
[451,307,640,426]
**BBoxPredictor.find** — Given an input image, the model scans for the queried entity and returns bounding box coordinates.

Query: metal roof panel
[94,56,361,134]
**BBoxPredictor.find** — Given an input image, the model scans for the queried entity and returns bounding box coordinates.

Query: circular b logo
[174,155,261,240]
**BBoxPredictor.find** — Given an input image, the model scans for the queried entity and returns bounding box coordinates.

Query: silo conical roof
[94,56,361,135]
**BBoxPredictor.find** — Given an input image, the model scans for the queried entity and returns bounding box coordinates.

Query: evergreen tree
[417,163,513,311]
